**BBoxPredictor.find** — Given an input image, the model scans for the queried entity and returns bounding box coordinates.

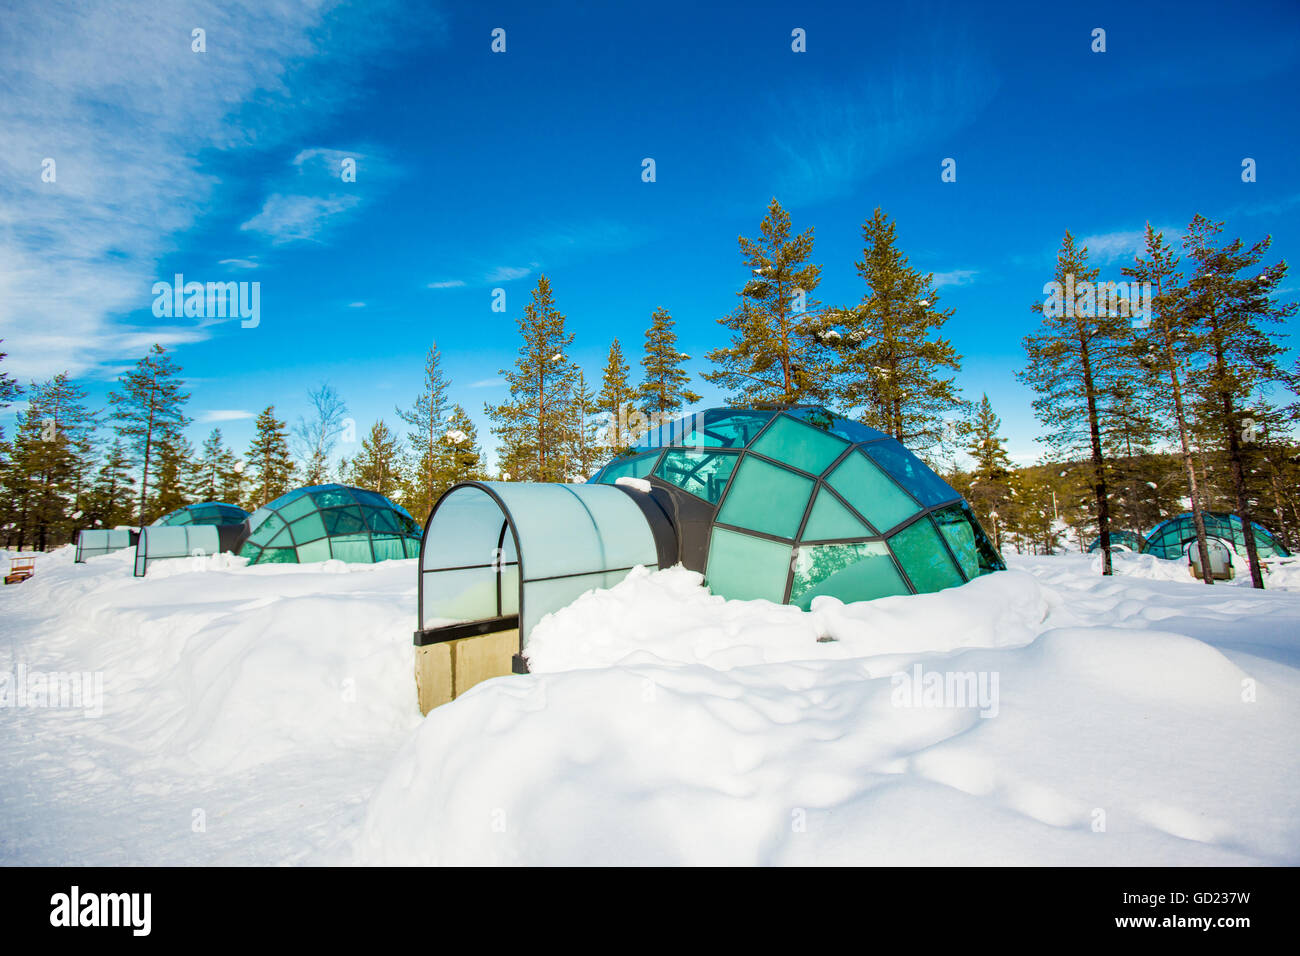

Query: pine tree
[6,375,98,548]
[84,438,136,530]
[961,394,1015,551]
[193,429,237,502]
[345,419,404,499]
[597,338,634,452]
[245,406,296,507]
[566,370,605,480]
[0,341,20,447]
[703,197,827,405]
[485,275,579,482]
[1019,233,1129,575]
[294,383,349,486]
[1123,223,1217,582]
[396,346,451,520]
[831,208,965,456]
[1182,215,1296,588]
[637,308,700,420]
[147,433,194,522]
[108,344,191,525]
[438,405,484,488]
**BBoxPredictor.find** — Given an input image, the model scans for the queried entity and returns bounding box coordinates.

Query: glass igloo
[155,501,249,527]
[1141,512,1290,561]
[1086,530,1144,553]
[588,406,1004,607]
[239,484,421,565]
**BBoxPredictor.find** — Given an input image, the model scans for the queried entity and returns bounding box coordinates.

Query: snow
[613,476,653,493]
[2,545,1298,865]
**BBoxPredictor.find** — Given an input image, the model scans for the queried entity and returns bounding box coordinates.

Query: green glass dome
[154,502,249,527]
[1141,512,1290,560]
[239,484,421,565]
[1087,530,1144,552]
[589,406,1004,607]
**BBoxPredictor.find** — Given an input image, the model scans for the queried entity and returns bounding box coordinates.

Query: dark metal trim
[413,614,520,647]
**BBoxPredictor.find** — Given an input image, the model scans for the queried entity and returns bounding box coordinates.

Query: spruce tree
[1019,233,1129,575]
[108,344,191,525]
[1182,215,1296,588]
[637,308,700,420]
[9,374,98,548]
[147,433,194,521]
[345,419,404,499]
[396,346,451,520]
[485,275,579,482]
[246,406,296,507]
[832,208,965,456]
[438,405,484,487]
[194,429,237,502]
[566,370,605,480]
[84,438,137,529]
[961,394,1015,552]
[704,197,827,405]
[0,341,20,447]
[597,338,634,452]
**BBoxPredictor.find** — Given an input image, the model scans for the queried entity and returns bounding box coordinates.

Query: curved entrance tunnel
[414,481,674,713]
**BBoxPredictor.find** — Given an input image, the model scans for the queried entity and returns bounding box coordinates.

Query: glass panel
[291,511,327,543]
[329,534,375,562]
[790,541,909,609]
[749,413,849,476]
[800,488,874,541]
[371,536,408,562]
[259,547,297,564]
[889,518,964,594]
[324,507,366,536]
[716,456,814,539]
[787,407,889,444]
[404,537,421,559]
[365,507,402,534]
[247,512,286,545]
[826,450,919,533]
[653,448,738,503]
[558,484,660,572]
[705,527,793,602]
[862,439,960,507]
[931,504,978,579]
[595,451,660,484]
[422,487,505,571]
[277,494,317,523]
[422,566,499,624]
[490,484,598,579]
[296,538,332,563]
[311,487,352,510]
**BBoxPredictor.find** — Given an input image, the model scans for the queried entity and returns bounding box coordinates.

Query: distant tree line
[1,202,1296,590]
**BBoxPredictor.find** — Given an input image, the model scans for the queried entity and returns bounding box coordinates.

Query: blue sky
[2,0,1298,468]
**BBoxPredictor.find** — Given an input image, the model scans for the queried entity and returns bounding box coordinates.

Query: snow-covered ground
[2,545,1297,865]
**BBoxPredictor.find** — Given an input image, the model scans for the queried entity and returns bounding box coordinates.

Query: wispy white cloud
[426,279,467,289]
[218,257,261,270]
[240,193,362,244]
[197,409,256,423]
[484,265,535,283]
[468,377,505,388]
[0,0,442,381]
[348,301,367,308]
[1077,225,1179,265]
[930,269,980,288]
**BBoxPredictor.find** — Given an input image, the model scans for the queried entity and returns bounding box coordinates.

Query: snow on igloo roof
[590,406,1004,606]
[154,501,249,527]
[239,484,421,565]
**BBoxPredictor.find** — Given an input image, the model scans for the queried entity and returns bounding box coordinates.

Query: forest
[2,199,1296,586]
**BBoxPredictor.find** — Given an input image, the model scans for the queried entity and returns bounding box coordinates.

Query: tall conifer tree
[638,308,700,419]
[108,344,191,525]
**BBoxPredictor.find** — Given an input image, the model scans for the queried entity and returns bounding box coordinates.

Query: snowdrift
[2,546,1298,865]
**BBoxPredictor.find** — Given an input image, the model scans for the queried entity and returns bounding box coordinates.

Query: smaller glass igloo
[1086,530,1144,553]
[239,484,421,565]
[154,502,249,527]
[1141,512,1290,561]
